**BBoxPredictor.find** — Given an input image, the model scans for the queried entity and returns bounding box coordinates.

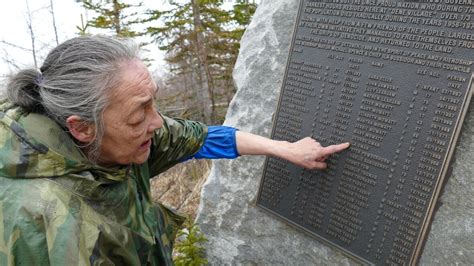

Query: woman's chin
[132,149,151,165]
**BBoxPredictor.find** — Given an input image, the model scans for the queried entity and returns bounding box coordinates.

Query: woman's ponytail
[6,69,44,112]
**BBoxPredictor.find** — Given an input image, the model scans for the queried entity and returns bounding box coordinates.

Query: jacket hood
[0,101,128,181]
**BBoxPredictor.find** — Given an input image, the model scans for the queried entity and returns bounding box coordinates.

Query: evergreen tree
[147,0,257,123]
[80,0,144,37]
[78,0,257,123]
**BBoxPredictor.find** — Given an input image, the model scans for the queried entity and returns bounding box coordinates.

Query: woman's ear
[66,115,95,143]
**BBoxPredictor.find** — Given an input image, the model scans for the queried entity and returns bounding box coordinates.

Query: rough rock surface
[196,0,474,264]
[419,106,474,265]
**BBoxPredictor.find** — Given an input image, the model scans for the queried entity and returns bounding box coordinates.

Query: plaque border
[255,0,474,265]
[410,77,473,265]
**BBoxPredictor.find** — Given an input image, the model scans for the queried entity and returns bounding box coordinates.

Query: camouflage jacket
[0,101,207,265]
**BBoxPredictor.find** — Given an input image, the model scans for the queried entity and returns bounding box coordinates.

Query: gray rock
[196,0,474,264]
[419,103,474,265]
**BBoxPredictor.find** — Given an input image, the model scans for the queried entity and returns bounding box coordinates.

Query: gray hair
[7,35,140,162]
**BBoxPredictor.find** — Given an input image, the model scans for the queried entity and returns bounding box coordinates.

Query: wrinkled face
[98,59,163,166]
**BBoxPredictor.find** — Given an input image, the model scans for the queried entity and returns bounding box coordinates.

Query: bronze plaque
[256,0,474,264]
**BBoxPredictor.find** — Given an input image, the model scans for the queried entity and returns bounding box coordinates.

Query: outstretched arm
[236,131,350,170]
[184,126,349,169]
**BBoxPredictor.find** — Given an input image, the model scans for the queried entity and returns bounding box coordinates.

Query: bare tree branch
[2,57,22,72]
[191,0,216,123]
[50,0,59,45]
[0,40,32,52]
[25,0,38,68]
[1,48,22,72]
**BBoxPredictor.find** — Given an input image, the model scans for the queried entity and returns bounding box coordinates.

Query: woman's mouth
[140,139,152,149]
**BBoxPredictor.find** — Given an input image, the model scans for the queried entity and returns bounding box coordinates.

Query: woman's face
[98,59,163,166]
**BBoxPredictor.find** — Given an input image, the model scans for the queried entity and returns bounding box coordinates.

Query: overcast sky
[0,0,175,78]
[0,0,251,85]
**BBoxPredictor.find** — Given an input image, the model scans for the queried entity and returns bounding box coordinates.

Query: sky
[0,0,176,78]
[0,0,253,84]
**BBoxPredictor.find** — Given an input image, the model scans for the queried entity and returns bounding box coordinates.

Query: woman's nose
[148,109,163,132]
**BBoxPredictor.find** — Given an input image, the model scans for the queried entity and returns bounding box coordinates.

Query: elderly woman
[0,35,349,265]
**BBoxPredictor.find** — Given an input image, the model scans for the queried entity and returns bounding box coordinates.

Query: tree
[25,0,38,68]
[147,0,257,123]
[49,0,59,45]
[1,0,63,73]
[0,42,27,72]
[191,0,214,123]
[80,0,144,37]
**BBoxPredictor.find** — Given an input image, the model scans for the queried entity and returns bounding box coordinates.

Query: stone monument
[196,0,474,264]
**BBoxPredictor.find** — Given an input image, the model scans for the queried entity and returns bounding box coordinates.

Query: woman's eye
[130,116,145,126]
[129,105,157,126]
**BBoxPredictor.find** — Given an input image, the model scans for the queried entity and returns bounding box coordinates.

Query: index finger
[321,142,350,156]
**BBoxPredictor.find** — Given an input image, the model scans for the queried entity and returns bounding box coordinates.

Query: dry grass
[151,159,211,219]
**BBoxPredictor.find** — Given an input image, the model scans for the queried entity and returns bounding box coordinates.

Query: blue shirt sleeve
[182,126,240,161]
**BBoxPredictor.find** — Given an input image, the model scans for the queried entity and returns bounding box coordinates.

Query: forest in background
[81,0,257,123]
[2,0,257,124]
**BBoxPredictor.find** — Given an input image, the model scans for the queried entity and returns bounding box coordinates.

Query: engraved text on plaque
[256,0,474,264]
